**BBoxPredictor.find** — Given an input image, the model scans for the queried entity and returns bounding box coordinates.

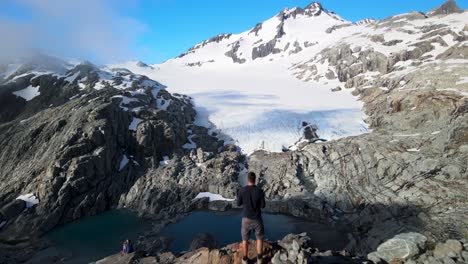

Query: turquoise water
[45,210,151,264]
[161,210,348,252]
[45,209,348,263]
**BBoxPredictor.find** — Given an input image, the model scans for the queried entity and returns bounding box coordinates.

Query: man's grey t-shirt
[237,185,266,220]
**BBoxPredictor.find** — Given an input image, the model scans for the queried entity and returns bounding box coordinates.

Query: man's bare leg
[242,240,249,259]
[256,239,263,258]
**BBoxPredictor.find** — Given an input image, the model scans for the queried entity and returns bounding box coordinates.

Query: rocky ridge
[0,59,243,263]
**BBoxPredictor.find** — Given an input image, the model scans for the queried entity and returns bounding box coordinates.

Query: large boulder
[433,239,463,258]
[188,233,217,251]
[368,233,427,262]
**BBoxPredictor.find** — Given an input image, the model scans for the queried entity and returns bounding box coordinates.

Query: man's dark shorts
[241,217,264,241]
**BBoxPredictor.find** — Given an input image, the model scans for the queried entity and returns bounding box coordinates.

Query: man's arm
[260,190,266,209]
[237,188,243,206]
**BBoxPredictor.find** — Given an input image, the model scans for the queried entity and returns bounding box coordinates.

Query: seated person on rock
[122,239,134,254]
[237,172,266,264]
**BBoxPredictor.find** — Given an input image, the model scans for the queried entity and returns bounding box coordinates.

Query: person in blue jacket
[122,239,134,254]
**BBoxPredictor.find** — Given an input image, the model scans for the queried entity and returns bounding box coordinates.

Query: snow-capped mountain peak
[427,0,464,16]
[171,1,350,65]
[304,2,323,16]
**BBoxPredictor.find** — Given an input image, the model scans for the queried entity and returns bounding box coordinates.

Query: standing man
[237,172,266,264]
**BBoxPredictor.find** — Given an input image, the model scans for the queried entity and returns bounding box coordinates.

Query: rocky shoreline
[91,232,468,264]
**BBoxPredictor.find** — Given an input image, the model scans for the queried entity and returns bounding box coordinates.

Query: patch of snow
[159,156,170,166]
[119,155,129,171]
[151,87,162,98]
[456,77,468,85]
[406,148,420,152]
[129,117,143,131]
[16,193,39,208]
[78,82,87,89]
[94,81,107,90]
[183,135,197,149]
[393,133,421,137]
[12,85,40,101]
[112,95,140,111]
[193,192,234,202]
[431,131,441,135]
[156,98,172,111]
[69,94,81,100]
[141,79,159,88]
[129,89,146,96]
[0,221,6,229]
[64,71,80,83]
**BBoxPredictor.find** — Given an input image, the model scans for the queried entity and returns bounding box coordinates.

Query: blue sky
[1,0,467,64]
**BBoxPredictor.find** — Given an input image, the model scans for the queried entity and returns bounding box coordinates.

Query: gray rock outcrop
[367,233,427,262]
[188,233,217,251]
[428,0,464,16]
[0,61,243,263]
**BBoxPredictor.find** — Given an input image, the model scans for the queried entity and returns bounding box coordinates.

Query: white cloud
[0,0,148,63]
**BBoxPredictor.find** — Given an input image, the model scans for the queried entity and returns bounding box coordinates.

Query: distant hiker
[122,239,134,254]
[320,200,332,219]
[237,172,266,264]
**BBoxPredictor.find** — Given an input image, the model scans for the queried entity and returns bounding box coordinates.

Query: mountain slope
[120,0,467,154]
[0,57,242,263]
[116,2,369,153]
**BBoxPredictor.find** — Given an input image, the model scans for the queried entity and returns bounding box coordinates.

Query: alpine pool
[45,209,349,263]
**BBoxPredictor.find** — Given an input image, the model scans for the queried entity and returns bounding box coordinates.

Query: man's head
[247,172,256,184]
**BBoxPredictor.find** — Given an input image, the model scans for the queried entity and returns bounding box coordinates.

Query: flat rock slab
[370,232,427,262]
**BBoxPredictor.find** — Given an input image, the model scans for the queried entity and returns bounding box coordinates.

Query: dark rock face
[249,23,263,36]
[0,200,26,221]
[188,233,217,251]
[252,39,282,60]
[0,93,26,123]
[225,41,246,64]
[136,61,153,69]
[0,82,199,241]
